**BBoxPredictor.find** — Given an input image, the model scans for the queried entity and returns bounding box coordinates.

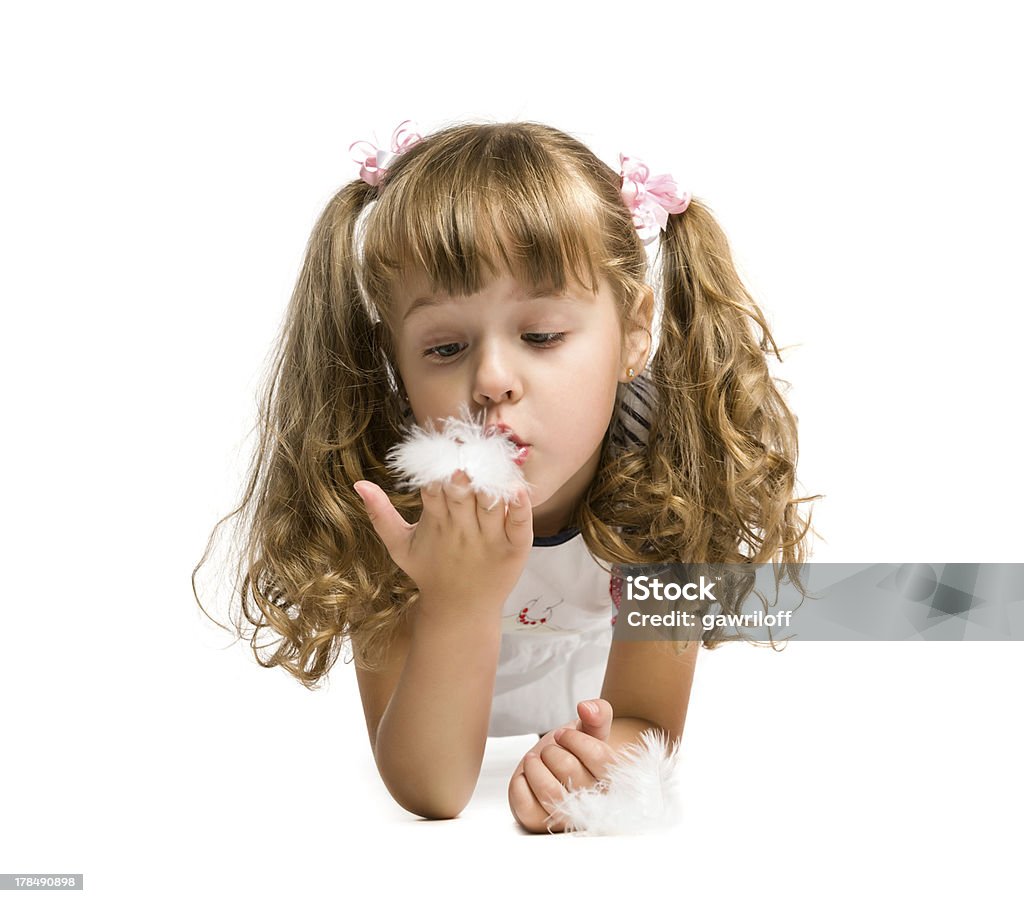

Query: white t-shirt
[488,529,619,736]
[487,374,655,736]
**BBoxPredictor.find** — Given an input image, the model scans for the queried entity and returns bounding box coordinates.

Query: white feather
[386,404,530,504]
[548,729,685,836]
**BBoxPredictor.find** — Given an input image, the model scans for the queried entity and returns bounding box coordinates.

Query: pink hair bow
[619,153,691,244]
[349,119,423,186]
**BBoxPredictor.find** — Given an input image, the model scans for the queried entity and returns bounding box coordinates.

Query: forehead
[390,270,608,327]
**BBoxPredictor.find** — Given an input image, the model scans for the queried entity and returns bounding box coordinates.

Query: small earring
[626,367,636,380]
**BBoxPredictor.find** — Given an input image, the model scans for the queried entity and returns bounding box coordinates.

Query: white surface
[2,1,1021,899]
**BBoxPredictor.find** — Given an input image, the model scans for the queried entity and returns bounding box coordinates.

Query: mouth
[486,422,531,465]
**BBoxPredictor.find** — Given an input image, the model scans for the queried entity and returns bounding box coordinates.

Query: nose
[471,340,523,407]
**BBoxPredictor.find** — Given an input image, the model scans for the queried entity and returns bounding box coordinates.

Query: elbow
[401,799,465,822]
[385,781,470,821]
[371,732,481,821]
[374,750,474,821]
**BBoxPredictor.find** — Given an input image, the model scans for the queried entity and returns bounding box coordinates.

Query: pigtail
[580,200,816,650]
[649,200,815,567]
[193,178,420,687]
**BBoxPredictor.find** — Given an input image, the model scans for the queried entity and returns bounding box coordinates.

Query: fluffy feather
[386,404,530,505]
[548,729,685,836]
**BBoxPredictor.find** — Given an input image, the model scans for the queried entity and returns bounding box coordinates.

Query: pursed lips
[485,421,526,446]
[486,422,531,464]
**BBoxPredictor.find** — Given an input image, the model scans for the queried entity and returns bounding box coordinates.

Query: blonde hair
[192,121,816,687]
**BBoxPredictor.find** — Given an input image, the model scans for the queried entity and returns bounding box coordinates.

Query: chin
[528,487,575,532]
[527,488,553,513]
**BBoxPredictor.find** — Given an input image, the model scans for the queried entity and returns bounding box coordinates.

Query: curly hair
[192,121,816,688]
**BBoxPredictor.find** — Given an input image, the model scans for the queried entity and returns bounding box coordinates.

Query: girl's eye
[523,332,566,347]
[421,333,566,361]
[423,343,465,359]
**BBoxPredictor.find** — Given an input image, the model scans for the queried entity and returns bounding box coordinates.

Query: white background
[2,1,1021,899]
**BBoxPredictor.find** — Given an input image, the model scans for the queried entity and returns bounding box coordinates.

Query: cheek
[545,358,620,432]
[580,332,625,395]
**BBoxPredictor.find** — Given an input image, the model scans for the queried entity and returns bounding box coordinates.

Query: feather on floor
[549,729,685,836]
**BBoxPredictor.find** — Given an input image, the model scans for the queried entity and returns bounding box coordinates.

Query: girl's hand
[508,699,618,833]
[352,471,533,607]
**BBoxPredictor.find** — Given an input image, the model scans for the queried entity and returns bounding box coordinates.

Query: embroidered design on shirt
[510,597,565,629]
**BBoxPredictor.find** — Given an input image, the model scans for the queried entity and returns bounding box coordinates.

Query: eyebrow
[402,289,576,323]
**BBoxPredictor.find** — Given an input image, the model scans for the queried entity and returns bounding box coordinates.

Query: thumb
[353,481,412,560]
[576,698,613,743]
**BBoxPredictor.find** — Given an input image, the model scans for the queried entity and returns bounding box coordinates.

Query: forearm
[373,596,503,819]
[606,716,668,754]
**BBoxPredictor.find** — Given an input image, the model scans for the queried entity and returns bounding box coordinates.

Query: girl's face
[389,272,650,536]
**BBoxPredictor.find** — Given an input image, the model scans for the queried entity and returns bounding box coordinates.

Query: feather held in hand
[549,729,685,836]
[386,404,531,504]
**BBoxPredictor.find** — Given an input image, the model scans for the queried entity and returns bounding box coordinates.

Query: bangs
[360,126,611,305]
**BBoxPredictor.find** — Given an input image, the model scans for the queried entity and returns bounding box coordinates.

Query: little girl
[194,119,812,834]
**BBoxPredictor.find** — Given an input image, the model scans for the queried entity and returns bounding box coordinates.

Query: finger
[504,488,534,547]
[441,470,478,531]
[474,487,507,540]
[352,482,412,557]
[523,753,569,830]
[418,481,448,528]
[511,718,582,781]
[539,743,597,793]
[576,698,614,742]
[508,771,551,833]
[553,728,617,782]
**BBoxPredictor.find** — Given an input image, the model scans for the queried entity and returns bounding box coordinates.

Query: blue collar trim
[532,527,581,547]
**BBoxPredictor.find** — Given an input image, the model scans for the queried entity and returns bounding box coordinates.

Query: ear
[620,284,654,381]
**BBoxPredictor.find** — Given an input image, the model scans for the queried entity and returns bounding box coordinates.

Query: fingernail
[352,483,367,503]
[553,729,566,743]
[582,701,598,717]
